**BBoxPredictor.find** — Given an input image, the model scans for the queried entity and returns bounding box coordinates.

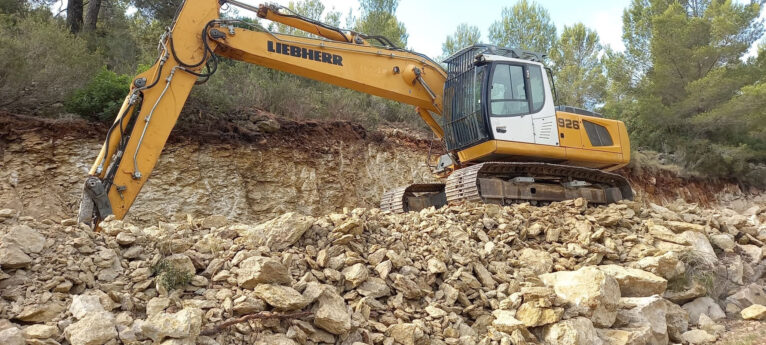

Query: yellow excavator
[77,0,632,225]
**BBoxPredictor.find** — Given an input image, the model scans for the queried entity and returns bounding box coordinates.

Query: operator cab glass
[442,45,550,151]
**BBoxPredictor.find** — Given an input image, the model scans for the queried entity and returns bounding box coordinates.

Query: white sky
[231,0,765,59]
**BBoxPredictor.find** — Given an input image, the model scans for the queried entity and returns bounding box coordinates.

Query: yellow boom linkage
[78,0,445,224]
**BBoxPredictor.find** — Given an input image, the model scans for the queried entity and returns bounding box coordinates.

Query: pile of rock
[0,197,764,345]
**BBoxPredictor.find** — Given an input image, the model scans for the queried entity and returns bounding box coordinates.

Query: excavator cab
[442,45,556,153]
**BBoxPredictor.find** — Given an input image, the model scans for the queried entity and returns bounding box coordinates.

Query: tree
[84,0,102,32]
[488,0,556,55]
[354,0,408,48]
[66,0,83,33]
[271,0,341,37]
[132,0,182,22]
[442,23,480,57]
[549,23,606,110]
[606,0,766,182]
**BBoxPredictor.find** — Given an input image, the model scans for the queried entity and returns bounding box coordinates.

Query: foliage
[0,10,102,115]
[441,23,481,58]
[604,0,766,184]
[132,0,182,22]
[549,23,606,110]
[488,0,557,55]
[65,67,131,122]
[151,259,192,292]
[270,0,342,37]
[354,0,408,48]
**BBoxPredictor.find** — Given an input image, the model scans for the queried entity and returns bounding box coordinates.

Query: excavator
[77,0,633,225]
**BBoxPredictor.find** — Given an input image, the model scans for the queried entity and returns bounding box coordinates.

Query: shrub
[0,13,102,115]
[65,67,131,122]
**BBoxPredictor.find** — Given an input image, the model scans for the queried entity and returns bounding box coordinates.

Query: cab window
[489,63,545,116]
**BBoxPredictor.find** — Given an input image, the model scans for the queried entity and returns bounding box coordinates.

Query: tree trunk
[84,0,102,32]
[67,0,84,34]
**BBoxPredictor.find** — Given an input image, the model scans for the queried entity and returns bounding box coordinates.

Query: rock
[515,299,563,327]
[342,263,368,287]
[239,212,315,250]
[0,244,32,268]
[633,251,681,280]
[427,258,447,274]
[681,231,718,263]
[0,327,24,345]
[15,302,66,322]
[141,307,202,342]
[64,311,118,345]
[3,225,45,253]
[70,294,105,320]
[662,299,690,342]
[663,280,707,304]
[680,329,717,344]
[741,304,766,320]
[255,333,297,345]
[357,277,390,298]
[425,305,447,318]
[682,297,725,325]
[23,324,58,339]
[666,221,705,233]
[614,296,668,345]
[164,254,196,276]
[253,284,308,310]
[491,310,525,333]
[115,232,136,245]
[237,256,291,288]
[201,215,228,229]
[518,248,553,275]
[598,265,667,297]
[726,283,766,309]
[596,328,650,345]
[540,266,620,327]
[709,234,735,252]
[0,209,14,219]
[541,317,604,345]
[386,323,428,345]
[738,244,763,264]
[698,313,725,335]
[314,289,351,335]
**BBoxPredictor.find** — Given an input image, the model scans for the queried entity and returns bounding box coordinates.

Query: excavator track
[380,183,446,213]
[381,162,633,213]
[445,162,633,206]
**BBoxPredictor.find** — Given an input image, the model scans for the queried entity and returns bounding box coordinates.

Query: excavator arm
[78,0,447,225]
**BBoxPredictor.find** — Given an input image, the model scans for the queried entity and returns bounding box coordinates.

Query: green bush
[65,67,131,122]
[0,12,102,115]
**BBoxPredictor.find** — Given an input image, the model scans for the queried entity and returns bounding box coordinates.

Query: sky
[233,0,765,59]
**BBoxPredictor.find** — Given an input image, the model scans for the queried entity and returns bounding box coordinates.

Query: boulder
[64,311,118,345]
[237,256,291,288]
[0,327,24,345]
[613,296,668,345]
[726,283,766,309]
[255,333,298,345]
[70,294,105,320]
[661,299,690,342]
[491,310,525,333]
[540,266,620,327]
[357,277,390,298]
[663,280,707,304]
[633,251,682,280]
[427,258,447,274]
[709,234,735,252]
[164,254,196,276]
[598,265,667,297]
[386,323,428,345]
[515,299,563,327]
[0,244,32,268]
[253,284,308,310]
[541,317,604,345]
[680,329,717,344]
[518,248,553,275]
[741,304,766,320]
[342,263,368,287]
[141,307,203,342]
[682,297,725,325]
[596,328,651,345]
[23,324,58,339]
[15,302,66,322]
[238,212,315,250]
[2,225,45,254]
[681,231,717,263]
[313,288,351,335]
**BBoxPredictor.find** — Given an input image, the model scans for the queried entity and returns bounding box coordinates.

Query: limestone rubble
[0,198,764,345]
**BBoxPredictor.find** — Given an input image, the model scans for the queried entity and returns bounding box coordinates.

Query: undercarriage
[380,162,633,213]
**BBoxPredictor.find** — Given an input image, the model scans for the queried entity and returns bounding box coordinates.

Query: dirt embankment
[0,111,760,224]
[0,112,438,224]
